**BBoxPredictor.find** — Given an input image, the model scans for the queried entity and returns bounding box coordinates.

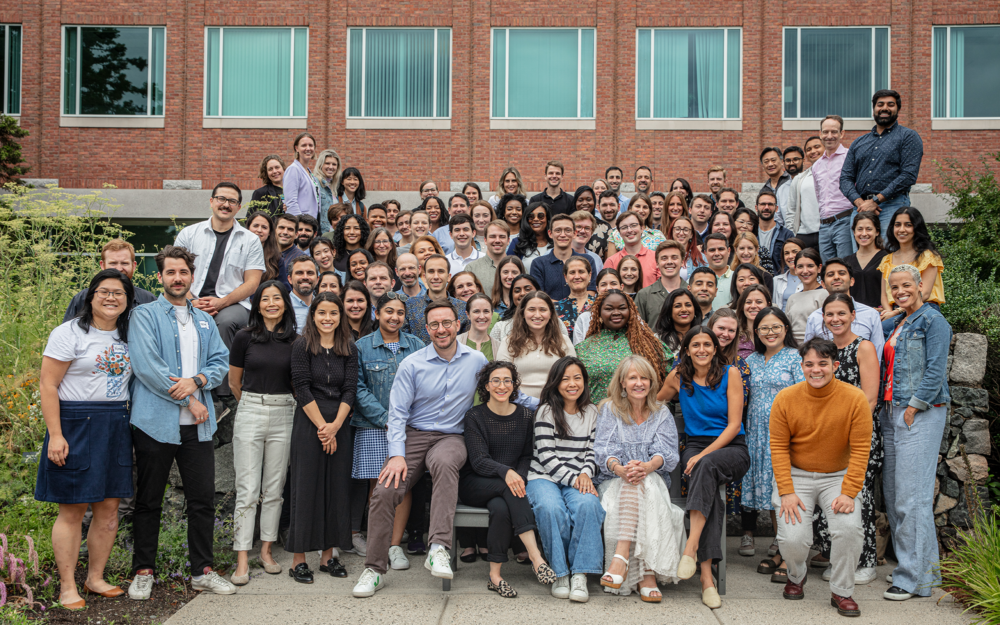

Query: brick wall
[8,0,1000,195]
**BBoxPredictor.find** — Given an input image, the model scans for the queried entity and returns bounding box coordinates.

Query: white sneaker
[738,535,755,556]
[128,572,154,601]
[348,533,368,557]
[551,576,570,599]
[389,545,410,570]
[192,570,237,595]
[569,573,589,603]
[352,568,386,598]
[855,567,877,584]
[886,573,893,584]
[424,546,453,579]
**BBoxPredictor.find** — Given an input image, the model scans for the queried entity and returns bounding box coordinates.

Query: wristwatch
[193,375,205,389]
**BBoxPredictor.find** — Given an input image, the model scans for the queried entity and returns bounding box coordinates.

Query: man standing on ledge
[530,161,574,217]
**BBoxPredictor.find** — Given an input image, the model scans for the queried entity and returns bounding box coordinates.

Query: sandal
[533,562,557,585]
[600,554,630,589]
[757,555,784,574]
[770,566,789,584]
[488,577,518,598]
[639,584,662,603]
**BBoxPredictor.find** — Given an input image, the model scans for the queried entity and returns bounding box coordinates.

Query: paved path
[166,537,973,625]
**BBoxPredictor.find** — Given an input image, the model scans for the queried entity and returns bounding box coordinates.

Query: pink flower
[25,536,38,575]
[0,581,7,607]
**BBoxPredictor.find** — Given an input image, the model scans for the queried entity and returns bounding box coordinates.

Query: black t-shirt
[529,190,575,217]
[199,228,234,298]
[229,328,295,395]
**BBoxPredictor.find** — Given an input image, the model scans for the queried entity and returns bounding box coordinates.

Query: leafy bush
[0,114,29,184]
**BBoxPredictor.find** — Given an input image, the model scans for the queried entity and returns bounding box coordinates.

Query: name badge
[199,321,210,329]
[111,344,127,354]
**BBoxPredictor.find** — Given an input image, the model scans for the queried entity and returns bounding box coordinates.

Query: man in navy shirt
[529,214,598,300]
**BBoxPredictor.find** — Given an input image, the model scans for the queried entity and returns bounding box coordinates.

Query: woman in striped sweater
[526,357,604,603]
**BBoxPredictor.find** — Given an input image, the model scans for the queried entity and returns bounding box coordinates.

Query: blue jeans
[526,478,606,577]
[818,213,854,263]
[882,403,946,596]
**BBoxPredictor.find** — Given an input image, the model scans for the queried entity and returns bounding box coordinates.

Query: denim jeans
[526,478,606,577]
[882,403,946,596]
[818,214,854,263]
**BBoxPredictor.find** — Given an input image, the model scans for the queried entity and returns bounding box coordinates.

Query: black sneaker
[883,586,914,601]
[407,540,426,555]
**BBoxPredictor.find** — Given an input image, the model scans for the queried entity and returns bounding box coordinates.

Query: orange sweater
[769,378,873,498]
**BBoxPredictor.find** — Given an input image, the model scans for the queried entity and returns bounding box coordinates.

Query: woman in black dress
[286,292,358,583]
[844,212,887,310]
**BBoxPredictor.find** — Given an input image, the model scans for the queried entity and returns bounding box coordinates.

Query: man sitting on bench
[353,301,537,598]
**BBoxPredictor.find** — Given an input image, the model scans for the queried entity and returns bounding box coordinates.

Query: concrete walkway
[166,538,973,625]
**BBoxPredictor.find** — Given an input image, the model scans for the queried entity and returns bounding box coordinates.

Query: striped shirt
[528,404,599,485]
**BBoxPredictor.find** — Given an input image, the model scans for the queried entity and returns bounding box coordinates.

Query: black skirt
[284,398,354,553]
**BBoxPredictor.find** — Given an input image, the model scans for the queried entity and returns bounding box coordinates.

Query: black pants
[795,232,820,255]
[742,509,759,533]
[406,473,433,541]
[132,425,216,576]
[683,435,750,564]
[458,473,536,563]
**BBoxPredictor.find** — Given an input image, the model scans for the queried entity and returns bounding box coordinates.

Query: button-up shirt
[290,292,310,334]
[465,255,502,294]
[386,342,538,457]
[635,278,689,328]
[812,144,854,219]
[604,246,660,288]
[529,250,599,301]
[762,172,791,227]
[174,219,265,310]
[446,246,483,275]
[840,122,923,204]
[401,293,470,345]
[803,298,885,362]
[530,190,575,216]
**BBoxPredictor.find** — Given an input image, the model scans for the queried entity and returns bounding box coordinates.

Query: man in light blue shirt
[353,301,536,597]
[803,259,885,361]
[288,256,318,334]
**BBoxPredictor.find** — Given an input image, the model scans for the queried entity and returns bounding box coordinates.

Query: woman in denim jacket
[351,292,425,572]
[880,264,951,602]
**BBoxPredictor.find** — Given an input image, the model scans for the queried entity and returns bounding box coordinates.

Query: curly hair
[586,289,669,383]
[475,360,521,404]
[331,213,371,260]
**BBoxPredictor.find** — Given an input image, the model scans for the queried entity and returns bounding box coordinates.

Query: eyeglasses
[735,219,752,226]
[672,226,692,235]
[756,324,786,336]
[575,226,593,235]
[551,228,574,236]
[489,377,514,387]
[95,288,126,299]
[618,223,641,233]
[212,195,241,206]
[426,320,456,330]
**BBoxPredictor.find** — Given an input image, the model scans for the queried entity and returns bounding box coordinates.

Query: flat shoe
[83,582,124,598]
[60,597,86,611]
[488,578,517,598]
[262,560,282,575]
[533,562,557,585]
[460,552,478,563]
[319,557,347,578]
[289,563,314,584]
[230,571,249,586]
[702,586,722,609]
[677,555,697,580]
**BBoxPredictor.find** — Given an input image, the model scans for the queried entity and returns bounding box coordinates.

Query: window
[1,25,20,116]
[491,28,594,119]
[783,27,889,119]
[205,28,307,118]
[62,26,165,116]
[347,28,450,119]
[636,28,740,120]
[934,26,1000,119]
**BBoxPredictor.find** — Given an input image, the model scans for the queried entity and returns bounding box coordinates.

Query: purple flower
[22,583,33,606]
[25,535,38,575]
[0,581,7,607]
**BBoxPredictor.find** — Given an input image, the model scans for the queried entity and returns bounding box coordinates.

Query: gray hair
[889,263,922,284]
[312,149,342,189]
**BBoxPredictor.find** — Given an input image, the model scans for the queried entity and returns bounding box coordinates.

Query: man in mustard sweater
[769,338,872,618]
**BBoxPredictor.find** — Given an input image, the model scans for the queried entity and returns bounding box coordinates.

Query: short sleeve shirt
[43,321,131,402]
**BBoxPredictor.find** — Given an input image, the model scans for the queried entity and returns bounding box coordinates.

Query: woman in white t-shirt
[494,292,576,399]
[36,269,136,610]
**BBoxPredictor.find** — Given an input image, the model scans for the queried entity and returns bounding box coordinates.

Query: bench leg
[718,484,727,595]
[443,519,457,591]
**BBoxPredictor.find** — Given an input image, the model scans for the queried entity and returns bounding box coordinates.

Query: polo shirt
[604,246,659,288]
[711,267,734,311]
[528,250,599,301]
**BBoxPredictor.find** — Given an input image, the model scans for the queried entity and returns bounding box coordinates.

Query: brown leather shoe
[831,593,861,617]
[82,582,125,598]
[782,574,806,600]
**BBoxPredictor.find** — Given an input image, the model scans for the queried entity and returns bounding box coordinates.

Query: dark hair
[823,257,854,280]
[300,292,354,356]
[669,178,693,199]
[276,213,299,227]
[605,165,623,178]
[462,182,482,199]
[654,288,704,352]
[549,213,575,232]
[595,267,621,287]
[290,254,319,273]
[420,195,450,227]
[297,214,319,235]
[752,307,798,354]
[710,212,738,248]
[449,213,475,232]
[513,201,552,259]
[779,237,806,273]
[804,135,823,147]
[248,280,297,341]
[466,292,493,313]
[822,292,855,315]
[756,190,777,205]
[475,360,521,404]
[491,255,526,310]
[729,263,768,306]
[573,185,596,211]
[77,269,135,341]
[497,193,528,225]
[538,356,592,439]
[689,265,717,286]
[799,337,839,361]
[702,232,730,250]
[448,193,469,209]
[793,247,823,272]
[675,326,727,395]
[852,211,885,250]
[616,255,644,292]
[735,283,773,342]
[732,207,759,237]
[211,181,242,204]
[782,146,804,159]
[318,270,342,291]
[424,300,459,324]
[245,210,282,282]
[507,291,566,359]
[347,247,374,268]
[365,227,397,268]
[375,291,408,314]
[886,206,938,258]
[366,203,387,216]
[342,280,375,338]
[759,147,782,162]
[337,167,367,201]
[598,189,620,205]
[332,213,371,259]
[872,89,901,108]
[635,165,652,178]
[365,260,394,282]
[423,252,450,274]
[562,255,592,276]
[447,271,484,298]
[155,244,197,273]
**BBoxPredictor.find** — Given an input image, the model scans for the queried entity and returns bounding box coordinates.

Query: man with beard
[688,266,718,319]
[64,239,158,321]
[274,214,308,283]
[296,215,318,251]
[465,221,510,294]
[597,190,622,226]
[816,115,860,262]
[840,89,923,241]
[756,190,793,274]
[634,165,653,196]
[760,147,790,227]
[287,256,319,333]
[786,135,826,253]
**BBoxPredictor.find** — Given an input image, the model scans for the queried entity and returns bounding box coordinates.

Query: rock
[935,513,948,527]
[951,387,989,412]
[946,454,989,484]
[940,432,952,455]
[949,334,988,385]
[948,486,990,528]
[942,477,960,498]
[953,407,975,420]
[168,459,183,488]
[935,494,958,514]
[950,408,967,426]
[946,354,953,378]
[962,419,992,455]
[935,477,940,498]
[937,461,947,477]
[215,444,236,493]
[946,435,960,459]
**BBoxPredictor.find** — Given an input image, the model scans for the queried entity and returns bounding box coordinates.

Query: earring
[621,389,627,398]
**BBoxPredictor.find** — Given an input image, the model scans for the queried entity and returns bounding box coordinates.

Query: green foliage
[0,115,29,183]
[936,152,1000,282]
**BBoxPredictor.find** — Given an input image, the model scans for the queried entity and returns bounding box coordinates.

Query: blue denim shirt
[129,296,230,444]
[351,330,425,429]
[890,303,951,411]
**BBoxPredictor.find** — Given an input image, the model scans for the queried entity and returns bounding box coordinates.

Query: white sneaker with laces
[569,573,589,603]
[855,566,877,584]
[349,533,368,557]
[551,576,570,599]
[389,545,410,570]
[424,546,453,579]
[352,568,386,598]
[128,573,154,601]
[738,535,755,556]
[192,570,237,595]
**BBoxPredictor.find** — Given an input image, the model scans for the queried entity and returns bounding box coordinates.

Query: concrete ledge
[346,118,451,130]
[931,119,1000,130]
[23,178,59,187]
[636,119,742,131]
[450,181,490,192]
[163,180,202,190]
[490,119,595,130]
[202,117,308,129]
[60,116,165,128]
[782,119,872,131]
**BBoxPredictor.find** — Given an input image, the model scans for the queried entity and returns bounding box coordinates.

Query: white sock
[430,543,446,553]
[331,548,339,558]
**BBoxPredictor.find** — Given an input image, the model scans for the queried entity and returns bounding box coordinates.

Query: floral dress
[741,347,804,510]
[576,329,673,403]
[812,337,883,568]
[556,294,595,332]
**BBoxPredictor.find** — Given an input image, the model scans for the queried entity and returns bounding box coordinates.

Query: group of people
[36,88,952,618]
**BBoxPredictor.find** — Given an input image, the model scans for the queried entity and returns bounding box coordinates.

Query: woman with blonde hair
[312,149,341,233]
[283,132,319,220]
[490,167,525,209]
[594,355,686,602]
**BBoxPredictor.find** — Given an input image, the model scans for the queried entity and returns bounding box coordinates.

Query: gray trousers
[772,467,863,598]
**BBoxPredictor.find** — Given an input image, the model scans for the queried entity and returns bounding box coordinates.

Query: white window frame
[345,27,452,130]
[931,25,1000,130]
[59,25,166,128]
[201,26,309,129]
[489,27,596,130]
[781,26,890,131]
[1,24,20,117]
[633,27,742,131]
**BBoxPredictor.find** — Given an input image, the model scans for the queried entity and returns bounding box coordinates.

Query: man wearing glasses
[755,190,793,275]
[173,182,264,400]
[353,301,538,597]
[603,211,659,288]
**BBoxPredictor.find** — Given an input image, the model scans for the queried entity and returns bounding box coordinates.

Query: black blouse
[229,329,295,395]
[290,339,358,411]
[462,404,534,479]
[845,250,887,310]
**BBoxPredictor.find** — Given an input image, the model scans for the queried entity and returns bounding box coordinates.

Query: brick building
[2,1,999,221]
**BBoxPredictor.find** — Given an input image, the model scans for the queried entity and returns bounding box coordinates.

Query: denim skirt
[35,400,134,504]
